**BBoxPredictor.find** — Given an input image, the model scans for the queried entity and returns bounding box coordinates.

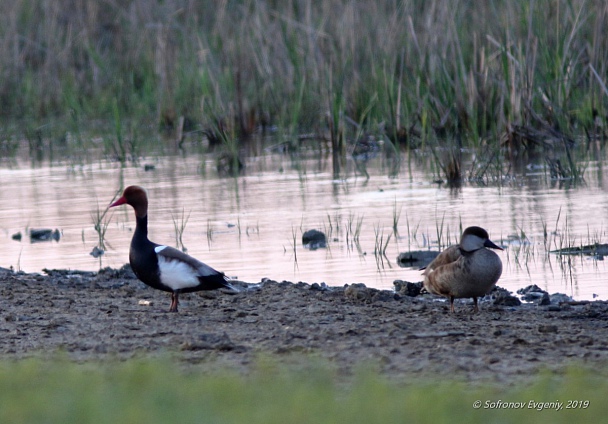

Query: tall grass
[0,0,605,159]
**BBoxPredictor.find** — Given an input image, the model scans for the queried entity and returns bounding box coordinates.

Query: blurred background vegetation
[0,0,606,166]
[3,2,605,273]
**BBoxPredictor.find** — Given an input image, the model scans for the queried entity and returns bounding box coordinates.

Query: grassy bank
[0,358,606,423]
[0,1,606,149]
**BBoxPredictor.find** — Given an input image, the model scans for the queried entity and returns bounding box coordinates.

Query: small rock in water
[90,246,105,258]
[30,228,61,242]
[517,284,551,303]
[396,251,439,269]
[517,284,546,295]
[302,229,327,250]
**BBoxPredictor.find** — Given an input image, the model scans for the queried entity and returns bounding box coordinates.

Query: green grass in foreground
[0,358,607,424]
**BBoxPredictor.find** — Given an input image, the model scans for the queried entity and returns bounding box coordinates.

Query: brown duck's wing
[422,246,465,297]
[423,257,465,296]
[422,245,462,276]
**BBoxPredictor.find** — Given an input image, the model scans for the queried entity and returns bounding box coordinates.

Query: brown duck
[422,226,503,313]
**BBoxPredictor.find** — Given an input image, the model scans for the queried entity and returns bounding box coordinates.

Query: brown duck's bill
[109,196,127,208]
[484,239,503,250]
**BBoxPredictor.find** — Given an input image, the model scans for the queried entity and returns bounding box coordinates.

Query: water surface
[1,150,607,300]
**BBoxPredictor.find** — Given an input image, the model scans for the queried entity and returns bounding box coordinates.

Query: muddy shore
[1,266,608,384]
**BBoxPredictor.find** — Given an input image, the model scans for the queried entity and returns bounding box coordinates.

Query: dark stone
[550,243,608,256]
[544,305,562,312]
[344,284,397,303]
[538,325,558,333]
[90,246,105,258]
[537,292,551,306]
[517,284,547,295]
[549,293,573,304]
[371,290,397,302]
[493,291,522,307]
[96,264,137,280]
[517,285,552,304]
[393,280,424,297]
[30,228,61,242]
[302,229,327,250]
[521,291,547,302]
[396,251,439,269]
[344,283,374,301]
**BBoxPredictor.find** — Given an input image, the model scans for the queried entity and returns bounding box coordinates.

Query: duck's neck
[133,214,150,243]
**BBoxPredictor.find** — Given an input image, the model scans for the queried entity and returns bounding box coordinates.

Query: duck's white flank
[155,246,200,290]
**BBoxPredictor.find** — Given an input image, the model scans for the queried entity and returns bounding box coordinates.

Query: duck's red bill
[110,197,127,208]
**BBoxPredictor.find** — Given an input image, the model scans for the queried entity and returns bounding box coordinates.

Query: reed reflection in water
[1,152,607,301]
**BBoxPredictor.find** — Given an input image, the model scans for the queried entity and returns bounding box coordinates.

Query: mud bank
[1,266,607,383]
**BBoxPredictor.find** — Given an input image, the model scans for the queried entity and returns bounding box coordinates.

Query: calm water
[1,149,607,300]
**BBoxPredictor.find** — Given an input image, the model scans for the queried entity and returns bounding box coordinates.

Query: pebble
[538,325,558,333]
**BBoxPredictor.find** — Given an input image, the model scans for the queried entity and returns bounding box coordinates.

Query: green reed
[345,212,364,255]
[1,0,604,161]
[404,214,421,252]
[392,199,402,238]
[290,226,299,270]
[171,208,191,253]
[91,206,111,253]
[206,219,213,248]
[373,224,392,270]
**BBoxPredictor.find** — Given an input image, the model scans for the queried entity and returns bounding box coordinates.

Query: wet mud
[1,266,608,383]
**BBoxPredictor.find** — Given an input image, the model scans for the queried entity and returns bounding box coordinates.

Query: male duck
[110,185,236,312]
[422,226,502,313]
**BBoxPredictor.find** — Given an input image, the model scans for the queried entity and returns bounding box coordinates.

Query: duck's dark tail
[220,276,240,293]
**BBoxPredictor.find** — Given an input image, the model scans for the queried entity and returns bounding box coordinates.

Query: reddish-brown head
[109,185,149,218]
